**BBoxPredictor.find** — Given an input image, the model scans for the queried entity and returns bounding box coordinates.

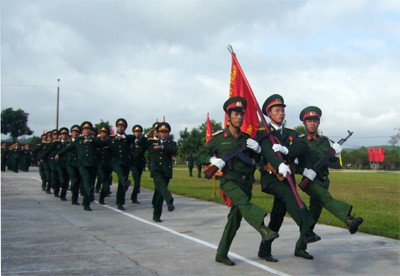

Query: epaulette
[212,130,223,136]
[148,137,159,141]
[320,135,328,140]
[299,134,305,138]
[284,127,295,131]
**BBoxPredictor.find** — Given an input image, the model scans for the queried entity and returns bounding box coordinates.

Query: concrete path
[2,168,399,275]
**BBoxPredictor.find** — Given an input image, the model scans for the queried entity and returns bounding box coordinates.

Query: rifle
[203,143,255,179]
[298,130,353,191]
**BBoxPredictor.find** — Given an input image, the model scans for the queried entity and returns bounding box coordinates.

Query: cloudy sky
[2,0,399,148]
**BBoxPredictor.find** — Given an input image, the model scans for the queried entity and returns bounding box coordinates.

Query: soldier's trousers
[130,164,144,201]
[259,180,315,255]
[56,166,69,199]
[38,163,47,190]
[112,164,130,205]
[67,165,81,204]
[79,166,96,208]
[98,164,112,202]
[217,176,266,257]
[151,172,172,219]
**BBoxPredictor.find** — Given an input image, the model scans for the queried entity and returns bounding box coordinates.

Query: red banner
[367,148,374,162]
[378,147,385,162]
[225,52,259,138]
[205,113,212,144]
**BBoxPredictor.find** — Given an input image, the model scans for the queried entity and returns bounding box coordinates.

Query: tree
[388,127,400,147]
[94,120,112,133]
[293,124,306,136]
[1,108,33,142]
[177,119,222,163]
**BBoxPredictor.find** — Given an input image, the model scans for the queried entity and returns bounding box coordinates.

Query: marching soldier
[31,134,48,190]
[41,130,63,197]
[56,121,105,211]
[97,127,112,205]
[199,96,278,266]
[130,124,146,204]
[8,142,21,173]
[294,106,364,258]
[107,118,136,210]
[146,122,177,222]
[18,144,31,172]
[257,94,319,262]
[65,125,82,205]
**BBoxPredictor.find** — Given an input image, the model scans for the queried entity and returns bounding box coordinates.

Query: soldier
[56,121,105,211]
[1,142,9,172]
[195,155,202,178]
[146,122,177,223]
[18,144,31,172]
[31,134,48,190]
[97,127,112,205]
[65,125,82,205]
[107,118,136,210]
[130,124,146,204]
[8,142,21,173]
[186,154,195,177]
[199,96,278,266]
[294,106,364,259]
[257,94,320,262]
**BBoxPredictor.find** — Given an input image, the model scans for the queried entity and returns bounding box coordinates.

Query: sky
[1,0,399,148]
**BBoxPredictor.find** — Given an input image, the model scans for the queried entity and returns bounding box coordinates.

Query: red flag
[367,148,374,162]
[378,148,385,162]
[205,113,213,144]
[373,147,380,162]
[225,51,259,138]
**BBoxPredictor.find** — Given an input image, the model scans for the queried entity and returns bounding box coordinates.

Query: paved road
[2,168,399,275]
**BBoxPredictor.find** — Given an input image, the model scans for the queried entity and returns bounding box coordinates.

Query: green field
[123,167,400,240]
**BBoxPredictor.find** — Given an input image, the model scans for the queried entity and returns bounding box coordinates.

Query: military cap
[51,129,60,135]
[223,96,247,113]
[59,127,69,135]
[70,124,81,133]
[156,122,171,132]
[46,131,52,136]
[299,106,322,121]
[81,121,93,130]
[116,118,128,128]
[132,124,143,132]
[99,127,110,134]
[262,94,286,116]
[152,122,159,130]
[41,133,47,138]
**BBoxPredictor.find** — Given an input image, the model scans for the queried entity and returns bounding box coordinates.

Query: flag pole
[227,45,304,209]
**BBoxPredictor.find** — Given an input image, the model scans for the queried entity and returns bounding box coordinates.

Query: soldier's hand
[332,142,342,157]
[246,138,261,153]
[210,157,225,170]
[55,155,60,161]
[303,168,316,181]
[278,162,291,178]
[154,145,164,150]
[272,144,289,155]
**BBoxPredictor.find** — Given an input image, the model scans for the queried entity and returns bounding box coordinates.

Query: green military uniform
[257,94,317,262]
[195,156,202,178]
[31,134,48,190]
[57,121,105,211]
[295,106,363,255]
[65,125,82,205]
[130,124,147,204]
[186,154,195,176]
[18,145,31,172]
[146,122,177,222]
[7,143,21,173]
[1,143,9,172]
[106,118,135,210]
[199,97,278,266]
[97,127,113,205]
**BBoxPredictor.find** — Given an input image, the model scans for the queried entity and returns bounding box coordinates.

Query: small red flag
[373,147,380,162]
[205,113,213,144]
[378,148,385,162]
[225,51,259,138]
[367,148,374,162]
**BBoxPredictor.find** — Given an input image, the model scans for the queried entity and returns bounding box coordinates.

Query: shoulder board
[299,134,305,138]
[212,130,223,136]
[320,135,328,140]
[284,127,295,131]
[258,127,265,131]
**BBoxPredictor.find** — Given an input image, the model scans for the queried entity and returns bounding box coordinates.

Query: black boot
[346,216,364,234]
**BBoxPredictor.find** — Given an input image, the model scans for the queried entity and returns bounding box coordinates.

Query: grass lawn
[121,167,400,240]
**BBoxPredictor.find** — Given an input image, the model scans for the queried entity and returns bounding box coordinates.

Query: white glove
[278,163,291,178]
[272,144,289,155]
[210,157,226,170]
[303,168,317,181]
[332,142,342,157]
[246,138,261,153]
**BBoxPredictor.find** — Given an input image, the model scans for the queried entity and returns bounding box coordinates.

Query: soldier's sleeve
[163,140,177,155]
[260,136,284,169]
[198,134,219,165]
[40,143,55,160]
[57,141,75,157]
[286,129,307,159]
